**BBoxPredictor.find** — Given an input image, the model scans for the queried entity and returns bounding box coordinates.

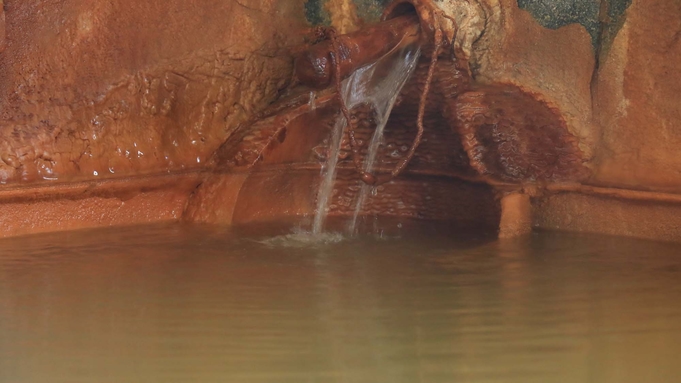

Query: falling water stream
[312,40,421,235]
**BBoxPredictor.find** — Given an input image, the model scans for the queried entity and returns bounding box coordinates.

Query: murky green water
[1,223,680,382]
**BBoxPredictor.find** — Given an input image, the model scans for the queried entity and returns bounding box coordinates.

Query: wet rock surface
[194,47,586,229]
[0,0,305,184]
[218,52,588,184]
[593,0,681,191]
[2,0,681,240]
[452,84,588,183]
[2,0,676,192]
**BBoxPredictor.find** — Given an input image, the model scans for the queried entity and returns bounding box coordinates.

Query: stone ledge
[533,189,681,243]
[0,172,203,238]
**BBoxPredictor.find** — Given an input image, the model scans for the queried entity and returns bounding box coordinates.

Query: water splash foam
[257,228,345,248]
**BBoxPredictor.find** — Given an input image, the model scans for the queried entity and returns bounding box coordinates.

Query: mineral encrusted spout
[295,15,422,89]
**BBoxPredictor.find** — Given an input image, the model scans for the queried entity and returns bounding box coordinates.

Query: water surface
[1,224,680,382]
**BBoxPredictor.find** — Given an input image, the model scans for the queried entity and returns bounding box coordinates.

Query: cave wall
[484,0,681,193]
[307,0,681,193]
[3,0,675,192]
[0,0,680,239]
[0,0,310,237]
[0,0,306,184]
[300,0,681,241]
[592,0,681,192]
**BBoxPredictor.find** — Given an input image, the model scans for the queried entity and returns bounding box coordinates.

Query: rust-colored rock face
[472,0,681,193]
[2,0,681,241]
[452,85,588,183]
[473,0,597,160]
[593,0,681,191]
[472,0,681,239]
[188,0,681,241]
[0,1,6,54]
[0,0,307,236]
[329,58,587,185]
[187,43,586,230]
[0,0,304,184]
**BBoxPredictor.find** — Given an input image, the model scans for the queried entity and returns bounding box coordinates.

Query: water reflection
[1,224,680,382]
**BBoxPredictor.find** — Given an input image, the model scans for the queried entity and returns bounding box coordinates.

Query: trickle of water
[312,116,346,234]
[312,39,421,235]
[348,43,421,234]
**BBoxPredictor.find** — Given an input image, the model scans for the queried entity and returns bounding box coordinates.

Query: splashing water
[256,227,344,248]
[312,40,421,235]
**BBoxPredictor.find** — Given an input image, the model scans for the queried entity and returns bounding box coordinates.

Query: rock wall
[477,0,681,192]
[3,0,678,192]
[592,0,681,192]
[308,0,681,194]
[0,0,306,184]
[300,0,681,241]
[1,0,680,239]
[473,0,597,162]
